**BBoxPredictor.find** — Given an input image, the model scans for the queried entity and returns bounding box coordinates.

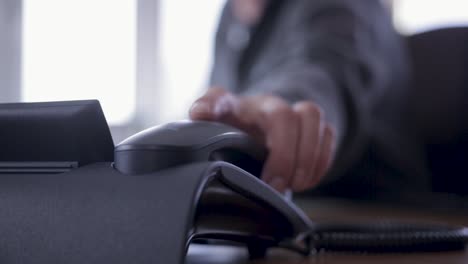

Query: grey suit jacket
[210,0,429,196]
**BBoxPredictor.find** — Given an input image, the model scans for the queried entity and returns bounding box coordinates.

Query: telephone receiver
[114,120,268,177]
[114,120,468,259]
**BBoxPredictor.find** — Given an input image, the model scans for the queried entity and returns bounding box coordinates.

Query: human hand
[189,87,336,193]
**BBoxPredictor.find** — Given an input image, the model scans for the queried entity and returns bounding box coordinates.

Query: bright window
[393,0,468,34]
[22,0,137,125]
[157,0,225,123]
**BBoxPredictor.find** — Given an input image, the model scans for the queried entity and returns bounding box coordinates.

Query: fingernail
[213,101,230,117]
[190,102,211,115]
[269,177,286,192]
[213,96,233,117]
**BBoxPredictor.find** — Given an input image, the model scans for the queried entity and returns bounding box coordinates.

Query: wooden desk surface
[186,198,468,264]
[187,245,468,264]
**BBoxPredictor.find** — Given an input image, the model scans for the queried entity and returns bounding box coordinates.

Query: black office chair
[404,27,468,195]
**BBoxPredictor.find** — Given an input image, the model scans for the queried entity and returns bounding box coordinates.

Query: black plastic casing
[0,161,313,264]
[0,100,114,166]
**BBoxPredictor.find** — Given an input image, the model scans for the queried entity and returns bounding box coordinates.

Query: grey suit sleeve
[240,1,407,182]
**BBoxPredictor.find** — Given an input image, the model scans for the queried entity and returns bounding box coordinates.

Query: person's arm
[191,0,407,192]
[243,0,404,168]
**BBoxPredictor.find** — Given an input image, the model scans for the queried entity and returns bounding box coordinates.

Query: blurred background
[1,0,467,143]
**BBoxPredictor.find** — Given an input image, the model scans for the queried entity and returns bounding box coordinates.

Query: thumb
[189,87,229,120]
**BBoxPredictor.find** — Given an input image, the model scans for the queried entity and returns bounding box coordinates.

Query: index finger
[189,87,228,120]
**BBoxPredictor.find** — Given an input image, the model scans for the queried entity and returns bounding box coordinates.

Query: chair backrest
[405,27,468,144]
[404,27,468,194]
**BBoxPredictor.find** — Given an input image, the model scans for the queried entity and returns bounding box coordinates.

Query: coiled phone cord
[304,222,468,253]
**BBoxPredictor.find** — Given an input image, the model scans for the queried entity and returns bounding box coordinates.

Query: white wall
[157,0,225,123]
[393,0,468,34]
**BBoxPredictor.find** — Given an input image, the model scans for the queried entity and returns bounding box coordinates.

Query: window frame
[0,0,22,103]
[112,0,161,143]
[1,0,160,143]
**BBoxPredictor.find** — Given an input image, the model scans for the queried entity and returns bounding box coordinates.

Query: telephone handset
[114,120,468,257]
[114,120,267,176]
